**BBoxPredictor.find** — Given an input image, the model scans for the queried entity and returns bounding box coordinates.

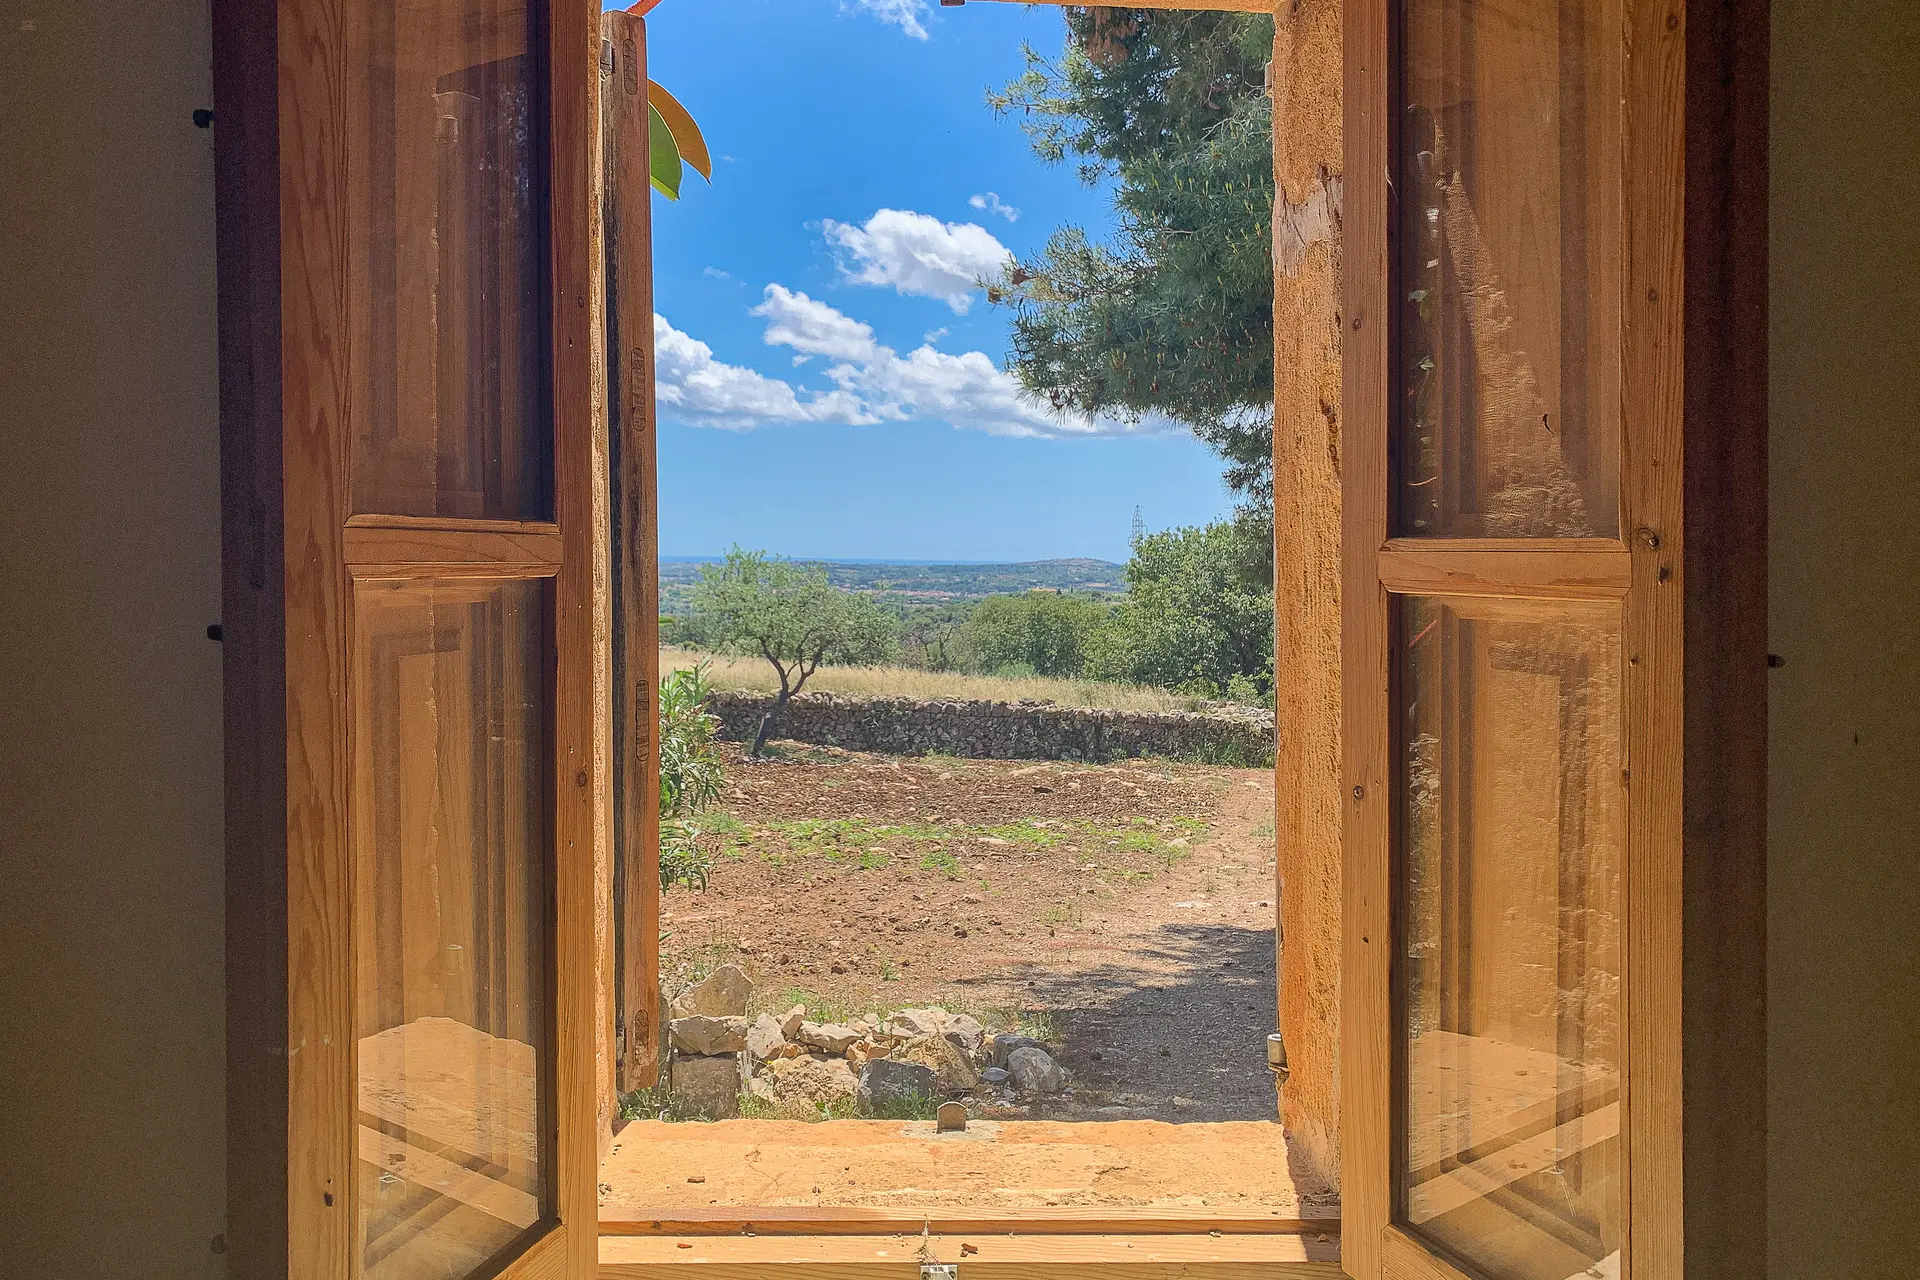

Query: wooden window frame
[212,0,1766,1276]
[1340,2,1768,1279]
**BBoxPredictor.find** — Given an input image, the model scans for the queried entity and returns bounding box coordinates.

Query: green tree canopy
[963,590,1113,678]
[1088,520,1274,699]
[691,547,898,755]
[990,7,1276,515]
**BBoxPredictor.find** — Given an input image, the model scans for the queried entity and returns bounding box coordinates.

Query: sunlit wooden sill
[598,1229,1342,1276]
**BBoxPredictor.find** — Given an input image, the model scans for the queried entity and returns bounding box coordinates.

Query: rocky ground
[649,743,1281,1123]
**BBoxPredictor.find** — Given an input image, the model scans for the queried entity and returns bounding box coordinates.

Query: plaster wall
[0,2,227,1276]
[1766,2,1920,1274]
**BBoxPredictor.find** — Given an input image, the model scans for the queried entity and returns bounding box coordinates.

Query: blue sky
[635,0,1236,563]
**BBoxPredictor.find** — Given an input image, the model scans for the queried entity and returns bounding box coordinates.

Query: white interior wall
[1767,2,1920,1275]
[0,3,227,1275]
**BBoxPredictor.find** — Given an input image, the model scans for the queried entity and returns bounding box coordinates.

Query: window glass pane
[1398,596,1623,1280]
[354,578,552,1279]
[351,0,550,520]
[1397,0,1621,538]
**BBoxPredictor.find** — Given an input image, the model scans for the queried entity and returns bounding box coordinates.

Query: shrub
[962,590,1113,678]
[659,661,724,892]
[1087,520,1274,697]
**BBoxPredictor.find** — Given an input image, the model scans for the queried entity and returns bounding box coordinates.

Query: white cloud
[653,290,1189,440]
[751,284,881,363]
[844,0,930,40]
[750,287,1166,440]
[822,208,1013,314]
[969,192,1021,222]
[702,266,739,283]
[653,313,873,429]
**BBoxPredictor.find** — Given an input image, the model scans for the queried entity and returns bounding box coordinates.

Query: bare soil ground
[660,742,1282,1122]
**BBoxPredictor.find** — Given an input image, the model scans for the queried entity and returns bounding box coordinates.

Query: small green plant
[1001,1008,1060,1045]
[855,1087,939,1122]
[618,1087,670,1122]
[1176,737,1273,768]
[659,661,725,892]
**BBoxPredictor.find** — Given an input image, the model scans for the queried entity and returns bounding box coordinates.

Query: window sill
[599,1230,1342,1276]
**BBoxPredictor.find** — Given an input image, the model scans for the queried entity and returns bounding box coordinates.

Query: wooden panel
[278,0,358,1270]
[1378,545,1631,600]
[1394,595,1625,1277]
[502,1227,573,1280]
[601,1208,1342,1238]
[549,0,603,1276]
[1379,1226,1473,1280]
[600,1235,1344,1279]
[344,522,563,576]
[603,5,664,1098]
[1340,0,1393,1277]
[1619,2,1688,1279]
[347,0,550,522]
[350,580,552,1275]
[1394,0,1624,540]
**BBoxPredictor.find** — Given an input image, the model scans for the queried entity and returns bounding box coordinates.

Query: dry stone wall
[706,690,1274,765]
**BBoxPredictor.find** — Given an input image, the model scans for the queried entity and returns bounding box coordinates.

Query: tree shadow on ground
[968,921,1278,1123]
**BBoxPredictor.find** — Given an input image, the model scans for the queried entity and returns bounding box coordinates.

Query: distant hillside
[658,557,1127,615]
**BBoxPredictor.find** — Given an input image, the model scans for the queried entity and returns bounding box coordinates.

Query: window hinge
[921,1266,958,1280]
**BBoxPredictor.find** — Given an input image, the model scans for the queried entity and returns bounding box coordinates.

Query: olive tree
[691,547,898,756]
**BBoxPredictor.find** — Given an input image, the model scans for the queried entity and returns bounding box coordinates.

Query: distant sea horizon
[658,554,1123,567]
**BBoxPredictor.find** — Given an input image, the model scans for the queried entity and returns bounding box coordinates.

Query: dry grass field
[659,647,1200,713]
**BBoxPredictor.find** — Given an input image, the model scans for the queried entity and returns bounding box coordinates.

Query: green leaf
[649,102,682,200]
[648,79,712,182]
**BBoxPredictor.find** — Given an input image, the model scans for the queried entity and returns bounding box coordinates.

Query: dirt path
[660,744,1281,1122]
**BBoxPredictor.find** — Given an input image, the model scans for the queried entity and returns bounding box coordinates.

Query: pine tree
[990,7,1276,524]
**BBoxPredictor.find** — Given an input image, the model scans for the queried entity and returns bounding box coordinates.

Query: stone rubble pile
[659,964,1068,1120]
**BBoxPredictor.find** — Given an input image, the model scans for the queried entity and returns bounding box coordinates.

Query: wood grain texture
[342,524,563,576]
[1378,1226,1472,1280]
[1268,0,1347,1192]
[1620,2,1689,1278]
[1339,0,1390,1276]
[276,0,357,1271]
[590,6,616,1165]
[601,1208,1342,1237]
[600,1235,1343,1279]
[552,0,604,1275]
[213,0,290,1271]
[1678,1,1769,1276]
[603,6,664,1099]
[1377,546,1632,600]
[502,1227,572,1280]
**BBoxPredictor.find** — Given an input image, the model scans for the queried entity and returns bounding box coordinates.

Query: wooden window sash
[218,0,603,1276]
[1340,3,1767,1280]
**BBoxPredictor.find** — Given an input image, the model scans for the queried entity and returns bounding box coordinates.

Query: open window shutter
[219,1,602,1276]
[1339,2,1767,1279]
